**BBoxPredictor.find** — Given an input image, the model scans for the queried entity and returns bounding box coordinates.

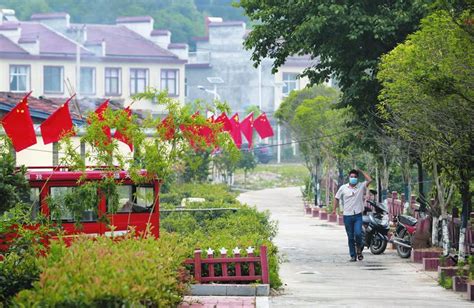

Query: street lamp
[197,85,221,100]
[274,82,284,164]
[198,76,224,101]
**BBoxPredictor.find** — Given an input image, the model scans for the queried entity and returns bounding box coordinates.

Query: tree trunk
[381,156,389,204]
[458,164,472,259]
[433,161,454,256]
[432,216,439,246]
[417,159,427,212]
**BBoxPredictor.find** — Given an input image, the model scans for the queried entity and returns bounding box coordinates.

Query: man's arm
[359,169,372,187]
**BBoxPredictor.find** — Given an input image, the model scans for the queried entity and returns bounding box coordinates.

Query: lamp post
[273,82,284,164]
[197,85,221,101]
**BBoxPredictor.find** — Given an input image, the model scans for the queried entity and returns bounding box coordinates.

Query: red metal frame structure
[26,166,161,238]
[184,246,269,284]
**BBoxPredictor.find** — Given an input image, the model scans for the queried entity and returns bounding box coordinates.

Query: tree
[377,10,474,256]
[239,0,430,128]
[276,85,351,207]
[0,138,29,214]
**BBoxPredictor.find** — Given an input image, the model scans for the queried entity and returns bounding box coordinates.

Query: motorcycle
[361,190,390,255]
[392,213,418,258]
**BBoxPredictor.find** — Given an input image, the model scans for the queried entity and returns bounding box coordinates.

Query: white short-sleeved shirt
[335,181,367,216]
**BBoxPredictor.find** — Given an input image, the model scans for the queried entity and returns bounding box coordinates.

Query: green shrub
[14,233,190,307]
[160,187,282,289]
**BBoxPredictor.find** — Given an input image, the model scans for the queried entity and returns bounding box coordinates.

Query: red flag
[240,112,254,148]
[113,107,133,151]
[94,99,111,142]
[215,112,232,132]
[40,96,75,145]
[158,115,176,140]
[229,113,242,149]
[1,92,37,152]
[254,113,274,138]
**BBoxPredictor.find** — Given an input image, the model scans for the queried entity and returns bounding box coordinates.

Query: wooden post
[249,251,255,277]
[235,252,242,277]
[208,250,215,279]
[194,250,202,283]
[260,246,270,284]
[221,250,228,278]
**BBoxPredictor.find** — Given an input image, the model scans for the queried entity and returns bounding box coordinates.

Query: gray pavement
[238,187,472,308]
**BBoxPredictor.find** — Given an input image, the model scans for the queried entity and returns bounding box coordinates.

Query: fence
[184,245,269,284]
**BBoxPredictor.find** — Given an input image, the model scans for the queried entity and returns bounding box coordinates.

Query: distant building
[186,17,327,162]
[0,9,188,116]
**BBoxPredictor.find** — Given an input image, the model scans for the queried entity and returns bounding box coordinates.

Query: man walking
[334,169,372,262]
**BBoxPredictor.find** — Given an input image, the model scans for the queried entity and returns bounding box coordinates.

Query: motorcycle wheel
[370,236,387,255]
[396,233,412,258]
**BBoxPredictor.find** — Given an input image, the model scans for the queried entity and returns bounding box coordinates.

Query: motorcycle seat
[399,215,417,226]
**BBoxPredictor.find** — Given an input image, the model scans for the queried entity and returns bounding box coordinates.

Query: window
[44,66,64,93]
[50,186,98,222]
[130,68,148,95]
[80,67,95,95]
[112,185,154,213]
[161,69,179,96]
[282,73,299,96]
[21,188,40,219]
[105,67,121,95]
[9,65,30,92]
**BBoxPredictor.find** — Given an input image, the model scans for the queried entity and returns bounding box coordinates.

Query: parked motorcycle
[392,214,418,258]
[361,191,390,255]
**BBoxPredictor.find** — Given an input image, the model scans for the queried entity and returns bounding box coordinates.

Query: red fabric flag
[229,113,242,149]
[40,96,75,145]
[158,115,176,140]
[240,112,254,148]
[1,92,37,152]
[254,113,274,138]
[113,107,133,151]
[94,99,111,142]
[215,112,232,132]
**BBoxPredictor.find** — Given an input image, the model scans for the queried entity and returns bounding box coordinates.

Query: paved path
[238,187,471,308]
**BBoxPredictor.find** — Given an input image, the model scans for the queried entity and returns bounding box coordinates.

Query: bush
[160,184,282,288]
[14,233,190,307]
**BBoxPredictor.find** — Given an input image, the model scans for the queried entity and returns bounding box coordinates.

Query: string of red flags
[1,91,36,152]
[0,92,276,153]
[40,94,76,145]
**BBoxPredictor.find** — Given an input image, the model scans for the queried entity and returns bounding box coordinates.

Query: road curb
[189,284,270,296]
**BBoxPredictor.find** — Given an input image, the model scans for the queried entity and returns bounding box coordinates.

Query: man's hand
[358,169,372,186]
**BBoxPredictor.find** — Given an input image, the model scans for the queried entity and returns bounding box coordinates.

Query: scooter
[392,214,418,258]
[361,190,390,255]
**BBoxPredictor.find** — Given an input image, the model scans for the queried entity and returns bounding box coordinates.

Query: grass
[233,163,309,190]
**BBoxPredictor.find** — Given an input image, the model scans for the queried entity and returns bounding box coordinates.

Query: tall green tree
[276,85,351,206]
[239,0,430,126]
[377,10,474,256]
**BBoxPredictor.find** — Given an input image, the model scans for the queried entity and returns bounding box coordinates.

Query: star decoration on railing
[246,246,254,254]
[232,247,241,255]
[219,247,228,255]
[206,248,214,255]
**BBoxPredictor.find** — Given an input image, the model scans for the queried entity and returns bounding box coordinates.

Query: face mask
[349,178,358,185]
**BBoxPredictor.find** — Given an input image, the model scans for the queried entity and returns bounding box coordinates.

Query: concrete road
[238,187,471,308]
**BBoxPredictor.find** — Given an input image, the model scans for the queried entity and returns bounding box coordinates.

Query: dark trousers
[343,213,363,257]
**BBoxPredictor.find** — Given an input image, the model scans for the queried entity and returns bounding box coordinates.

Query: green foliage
[0,0,247,45]
[239,0,431,140]
[457,259,467,277]
[377,9,474,216]
[439,271,453,289]
[0,208,55,305]
[0,137,30,214]
[160,184,281,288]
[14,233,190,307]
[182,149,212,183]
